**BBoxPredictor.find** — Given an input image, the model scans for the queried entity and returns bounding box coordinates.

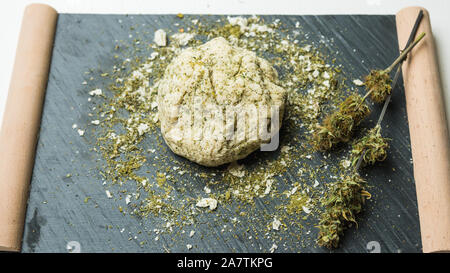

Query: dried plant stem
[364,32,426,104]
[385,32,426,73]
[317,11,425,250]
[356,33,426,169]
[313,33,425,151]
[361,89,373,101]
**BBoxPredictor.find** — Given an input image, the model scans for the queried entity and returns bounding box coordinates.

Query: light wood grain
[396,7,450,253]
[0,4,57,252]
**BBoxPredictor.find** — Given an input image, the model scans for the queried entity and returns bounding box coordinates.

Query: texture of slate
[21,14,421,253]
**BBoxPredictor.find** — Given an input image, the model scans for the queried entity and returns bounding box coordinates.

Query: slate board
[21,14,422,253]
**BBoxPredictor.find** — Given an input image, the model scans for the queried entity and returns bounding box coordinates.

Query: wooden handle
[0,4,57,252]
[396,7,450,253]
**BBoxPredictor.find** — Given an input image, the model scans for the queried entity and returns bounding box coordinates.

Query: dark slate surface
[21,14,422,253]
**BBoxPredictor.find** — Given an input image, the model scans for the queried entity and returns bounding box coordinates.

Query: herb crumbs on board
[79,15,359,252]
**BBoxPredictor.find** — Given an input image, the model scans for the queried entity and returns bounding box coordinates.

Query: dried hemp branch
[316,14,426,249]
[317,173,371,248]
[365,32,426,103]
[312,32,425,152]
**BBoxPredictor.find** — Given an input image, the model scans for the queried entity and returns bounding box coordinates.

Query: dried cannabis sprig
[317,173,371,248]
[351,125,389,167]
[317,124,387,249]
[317,14,425,250]
[312,33,426,152]
[364,32,426,103]
[312,94,370,151]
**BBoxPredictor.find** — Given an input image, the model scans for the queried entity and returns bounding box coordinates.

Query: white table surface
[0,0,449,130]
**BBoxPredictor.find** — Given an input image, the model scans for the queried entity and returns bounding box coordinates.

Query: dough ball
[157,37,286,166]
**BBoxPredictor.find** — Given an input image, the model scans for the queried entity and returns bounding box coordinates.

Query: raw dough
[157,37,286,166]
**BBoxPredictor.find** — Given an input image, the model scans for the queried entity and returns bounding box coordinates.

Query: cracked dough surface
[157,37,286,166]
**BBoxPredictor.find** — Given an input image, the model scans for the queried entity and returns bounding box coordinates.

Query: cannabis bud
[364,70,392,103]
[317,173,371,249]
[312,94,370,152]
[317,30,426,250]
[351,125,389,167]
[311,124,335,152]
[339,94,371,123]
[363,32,426,104]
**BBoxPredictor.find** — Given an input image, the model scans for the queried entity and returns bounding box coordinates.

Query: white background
[0,0,449,129]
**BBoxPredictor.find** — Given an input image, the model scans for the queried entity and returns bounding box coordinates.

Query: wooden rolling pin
[0,4,57,251]
[396,7,450,253]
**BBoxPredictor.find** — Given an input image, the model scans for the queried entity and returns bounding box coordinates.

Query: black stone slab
[21,14,421,253]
